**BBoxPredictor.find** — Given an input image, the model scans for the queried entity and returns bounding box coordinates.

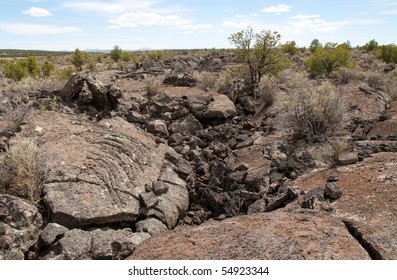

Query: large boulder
[129,207,370,260]
[19,111,189,230]
[59,74,122,109]
[163,87,237,119]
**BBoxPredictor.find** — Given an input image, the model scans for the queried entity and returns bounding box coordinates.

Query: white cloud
[289,15,320,20]
[381,9,397,15]
[235,14,257,18]
[262,4,292,14]
[287,15,350,33]
[0,23,81,35]
[181,24,214,32]
[109,12,190,28]
[22,7,53,17]
[63,1,125,13]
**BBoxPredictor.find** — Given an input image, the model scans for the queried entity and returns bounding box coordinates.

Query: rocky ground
[1,50,396,259]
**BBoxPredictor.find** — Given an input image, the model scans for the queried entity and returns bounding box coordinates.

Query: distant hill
[0,49,71,58]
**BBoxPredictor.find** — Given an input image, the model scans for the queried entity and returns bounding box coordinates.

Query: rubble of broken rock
[1,52,397,260]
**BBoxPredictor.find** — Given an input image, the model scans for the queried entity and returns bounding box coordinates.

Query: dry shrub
[193,71,218,91]
[366,72,385,89]
[255,76,277,107]
[277,69,309,90]
[337,67,366,84]
[385,70,397,100]
[289,82,347,142]
[145,78,162,96]
[0,136,45,204]
[215,70,235,94]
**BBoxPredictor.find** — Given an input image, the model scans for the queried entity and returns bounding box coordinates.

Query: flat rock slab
[20,111,188,229]
[130,208,370,260]
[293,153,397,259]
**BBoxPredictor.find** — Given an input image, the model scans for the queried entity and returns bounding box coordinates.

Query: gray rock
[169,114,203,136]
[17,111,189,230]
[42,228,150,260]
[298,187,325,209]
[147,119,169,137]
[39,223,68,247]
[140,192,159,208]
[135,218,168,236]
[324,182,343,200]
[60,74,122,109]
[0,194,43,259]
[338,152,359,165]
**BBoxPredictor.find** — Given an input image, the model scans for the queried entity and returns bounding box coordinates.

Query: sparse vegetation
[376,44,397,63]
[228,26,288,94]
[363,39,378,52]
[288,82,347,142]
[305,43,353,77]
[193,71,218,91]
[0,136,45,205]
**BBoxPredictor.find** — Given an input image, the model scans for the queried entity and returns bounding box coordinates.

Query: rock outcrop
[130,207,370,260]
[294,153,397,259]
[0,194,43,259]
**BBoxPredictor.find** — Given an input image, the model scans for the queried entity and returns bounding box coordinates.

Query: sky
[0,0,396,51]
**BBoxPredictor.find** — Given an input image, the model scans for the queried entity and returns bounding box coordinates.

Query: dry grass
[287,82,348,142]
[337,67,366,84]
[255,76,277,107]
[145,77,163,96]
[366,72,385,89]
[193,71,218,91]
[0,136,45,205]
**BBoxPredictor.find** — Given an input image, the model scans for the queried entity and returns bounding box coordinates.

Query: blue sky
[0,0,396,50]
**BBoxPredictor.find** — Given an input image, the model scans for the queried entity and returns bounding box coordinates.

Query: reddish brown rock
[293,153,397,259]
[129,207,370,260]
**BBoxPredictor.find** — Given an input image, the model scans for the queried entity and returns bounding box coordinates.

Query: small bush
[4,61,29,81]
[305,44,353,77]
[110,45,123,62]
[385,71,397,100]
[337,67,366,84]
[0,136,45,205]
[366,72,384,88]
[215,70,236,94]
[146,78,162,96]
[193,71,218,91]
[255,76,277,107]
[376,44,397,63]
[282,41,298,55]
[42,60,55,77]
[289,82,347,142]
[363,39,378,52]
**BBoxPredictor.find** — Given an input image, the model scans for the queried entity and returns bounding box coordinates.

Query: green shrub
[376,44,397,63]
[282,41,298,55]
[42,60,55,77]
[4,61,29,81]
[26,56,41,77]
[110,45,123,62]
[309,39,322,53]
[363,39,378,52]
[56,65,76,80]
[305,44,352,77]
[72,48,91,71]
[228,26,288,94]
